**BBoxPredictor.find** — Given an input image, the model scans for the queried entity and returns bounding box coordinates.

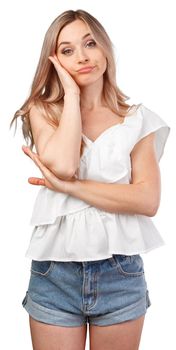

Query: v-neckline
[82,121,125,144]
[81,104,141,144]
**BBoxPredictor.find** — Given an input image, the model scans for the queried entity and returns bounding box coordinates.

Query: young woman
[10,9,170,350]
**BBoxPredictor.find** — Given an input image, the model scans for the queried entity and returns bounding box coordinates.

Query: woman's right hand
[48,54,80,95]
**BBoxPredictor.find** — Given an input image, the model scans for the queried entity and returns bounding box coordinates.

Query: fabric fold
[30,188,91,226]
[139,105,170,161]
[26,207,165,261]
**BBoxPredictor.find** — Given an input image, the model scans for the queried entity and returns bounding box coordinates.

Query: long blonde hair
[10,9,140,156]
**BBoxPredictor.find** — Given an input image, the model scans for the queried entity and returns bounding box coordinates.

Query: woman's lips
[77,66,95,73]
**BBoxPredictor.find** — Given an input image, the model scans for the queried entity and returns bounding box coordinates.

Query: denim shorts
[22,254,151,327]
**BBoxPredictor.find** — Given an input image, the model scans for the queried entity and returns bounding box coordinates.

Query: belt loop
[108,255,117,267]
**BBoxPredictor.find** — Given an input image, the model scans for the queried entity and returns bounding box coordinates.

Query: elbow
[144,200,160,217]
[40,155,76,180]
[139,184,161,217]
[52,167,76,180]
[146,206,158,217]
[49,165,76,180]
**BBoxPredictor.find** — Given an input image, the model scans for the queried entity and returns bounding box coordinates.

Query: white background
[0,0,175,349]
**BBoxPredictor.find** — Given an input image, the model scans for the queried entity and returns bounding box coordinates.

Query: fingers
[48,55,80,95]
[22,145,31,158]
[22,145,48,175]
[48,55,58,66]
[22,145,36,158]
[28,177,55,191]
[49,57,70,81]
[22,145,40,163]
[48,55,63,73]
[22,145,67,193]
[48,55,68,89]
[28,177,45,186]
[48,53,59,62]
[22,146,59,185]
[49,54,62,64]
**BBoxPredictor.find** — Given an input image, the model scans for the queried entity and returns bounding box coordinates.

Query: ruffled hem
[25,242,165,262]
[26,207,165,261]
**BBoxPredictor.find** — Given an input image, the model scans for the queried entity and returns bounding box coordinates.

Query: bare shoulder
[29,104,46,126]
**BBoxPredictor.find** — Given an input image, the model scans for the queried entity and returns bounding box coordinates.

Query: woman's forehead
[58,19,91,43]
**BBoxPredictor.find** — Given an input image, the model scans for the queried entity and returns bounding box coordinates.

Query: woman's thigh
[29,316,88,350]
[89,315,145,350]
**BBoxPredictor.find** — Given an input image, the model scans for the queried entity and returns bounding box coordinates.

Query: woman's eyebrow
[58,33,92,48]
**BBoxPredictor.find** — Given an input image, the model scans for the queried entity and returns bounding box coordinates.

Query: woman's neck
[80,77,105,111]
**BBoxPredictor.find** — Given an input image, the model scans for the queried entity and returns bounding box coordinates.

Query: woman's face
[56,19,107,87]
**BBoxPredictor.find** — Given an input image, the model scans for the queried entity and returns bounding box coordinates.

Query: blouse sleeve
[138,104,170,162]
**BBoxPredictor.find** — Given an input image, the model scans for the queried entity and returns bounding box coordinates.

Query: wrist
[64,178,81,196]
[64,91,80,98]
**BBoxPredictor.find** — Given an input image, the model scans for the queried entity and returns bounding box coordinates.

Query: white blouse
[25,104,170,262]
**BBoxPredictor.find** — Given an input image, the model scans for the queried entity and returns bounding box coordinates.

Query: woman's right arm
[29,56,82,180]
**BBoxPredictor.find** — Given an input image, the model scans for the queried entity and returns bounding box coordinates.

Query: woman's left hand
[22,146,76,194]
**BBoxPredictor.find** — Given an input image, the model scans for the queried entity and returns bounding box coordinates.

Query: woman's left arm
[69,133,161,217]
[22,132,161,217]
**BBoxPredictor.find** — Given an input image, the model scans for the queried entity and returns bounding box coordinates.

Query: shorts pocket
[113,254,144,277]
[31,260,55,276]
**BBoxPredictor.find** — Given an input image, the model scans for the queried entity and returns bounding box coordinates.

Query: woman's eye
[86,40,96,48]
[61,40,96,55]
[61,48,73,55]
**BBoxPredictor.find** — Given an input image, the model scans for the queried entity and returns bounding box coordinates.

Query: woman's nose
[76,48,89,63]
